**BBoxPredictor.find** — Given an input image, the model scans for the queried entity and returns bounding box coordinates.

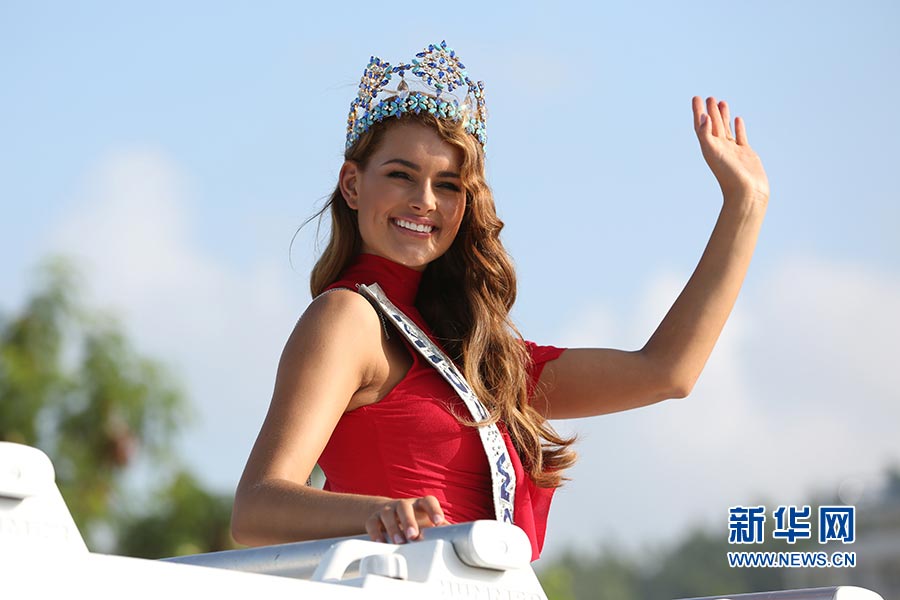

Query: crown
[346,40,487,151]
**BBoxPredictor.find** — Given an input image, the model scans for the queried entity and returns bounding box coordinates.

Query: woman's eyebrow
[381,158,460,179]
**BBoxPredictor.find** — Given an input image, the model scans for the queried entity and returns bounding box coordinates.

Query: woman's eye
[439,182,462,192]
[388,171,411,180]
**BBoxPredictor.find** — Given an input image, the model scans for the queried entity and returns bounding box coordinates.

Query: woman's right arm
[231,290,444,546]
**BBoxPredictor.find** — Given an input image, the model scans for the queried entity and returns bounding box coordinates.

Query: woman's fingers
[692,96,705,132]
[719,100,734,140]
[735,116,749,146]
[367,496,447,544]
[365,512,384,542]
[380,504,406,544]
[706,96,724,137]
[396,500,420,541]
[424,495,446,526]
[694,96,743,145]
[366,506,395,543]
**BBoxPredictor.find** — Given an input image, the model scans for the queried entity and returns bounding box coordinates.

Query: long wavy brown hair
[309,110,576,488]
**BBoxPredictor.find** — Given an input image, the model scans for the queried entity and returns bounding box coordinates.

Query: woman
[231,41,769,561]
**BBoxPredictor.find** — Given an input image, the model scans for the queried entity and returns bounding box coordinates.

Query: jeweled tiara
[345,40,487,151]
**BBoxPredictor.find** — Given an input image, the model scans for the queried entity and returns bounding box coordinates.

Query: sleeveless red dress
[317,253,565,560]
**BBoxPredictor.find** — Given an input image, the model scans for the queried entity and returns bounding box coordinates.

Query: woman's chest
[330,378,486,470]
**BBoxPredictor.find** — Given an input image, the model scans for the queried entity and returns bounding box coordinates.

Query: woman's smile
[392,217,436,235]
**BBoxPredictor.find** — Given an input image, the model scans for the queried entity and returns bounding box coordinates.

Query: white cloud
[542,256,900,558]
[48,146,304,491]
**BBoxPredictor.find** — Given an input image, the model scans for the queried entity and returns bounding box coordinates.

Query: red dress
[317,253,565,560]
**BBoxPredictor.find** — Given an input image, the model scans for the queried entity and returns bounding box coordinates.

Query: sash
[357,283,516,525]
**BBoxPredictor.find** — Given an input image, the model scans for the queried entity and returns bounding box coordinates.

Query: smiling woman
[231,40,768,562]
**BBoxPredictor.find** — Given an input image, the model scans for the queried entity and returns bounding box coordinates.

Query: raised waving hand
[693,96,769,204]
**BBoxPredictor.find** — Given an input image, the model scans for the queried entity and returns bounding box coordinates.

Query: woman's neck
[335,253,423,307]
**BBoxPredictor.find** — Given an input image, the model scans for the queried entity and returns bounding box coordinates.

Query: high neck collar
[334,253,423,307]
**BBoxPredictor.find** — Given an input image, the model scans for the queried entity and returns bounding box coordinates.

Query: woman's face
[340,122,466,271]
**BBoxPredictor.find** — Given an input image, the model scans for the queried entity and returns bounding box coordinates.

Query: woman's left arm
[533,96,770,420]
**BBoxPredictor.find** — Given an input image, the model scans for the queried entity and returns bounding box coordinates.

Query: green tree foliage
[538,561,579,600]
[554,546,642,600]
[1,260,75,446]
[538,526,789,600]
[116,469,237,558]
[641,528,785,599]
[0,258,232,556]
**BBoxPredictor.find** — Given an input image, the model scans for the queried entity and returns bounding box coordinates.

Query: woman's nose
[410,182,437,212]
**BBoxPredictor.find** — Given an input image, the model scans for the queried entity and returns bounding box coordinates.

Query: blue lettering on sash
[496,455,511,501]
[470,399,487,420]
[443,366,472,396]
[401,320,419,339]
[502,508,513,524]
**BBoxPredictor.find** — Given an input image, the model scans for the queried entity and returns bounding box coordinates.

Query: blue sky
[2,2,898,561]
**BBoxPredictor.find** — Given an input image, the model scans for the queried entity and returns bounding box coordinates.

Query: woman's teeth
[394,219,433,233]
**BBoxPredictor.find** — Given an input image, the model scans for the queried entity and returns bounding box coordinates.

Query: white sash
[357,283,516,525]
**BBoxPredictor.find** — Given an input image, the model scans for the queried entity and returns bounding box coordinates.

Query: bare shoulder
[299,288,382,334]
[283,288,383,376]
